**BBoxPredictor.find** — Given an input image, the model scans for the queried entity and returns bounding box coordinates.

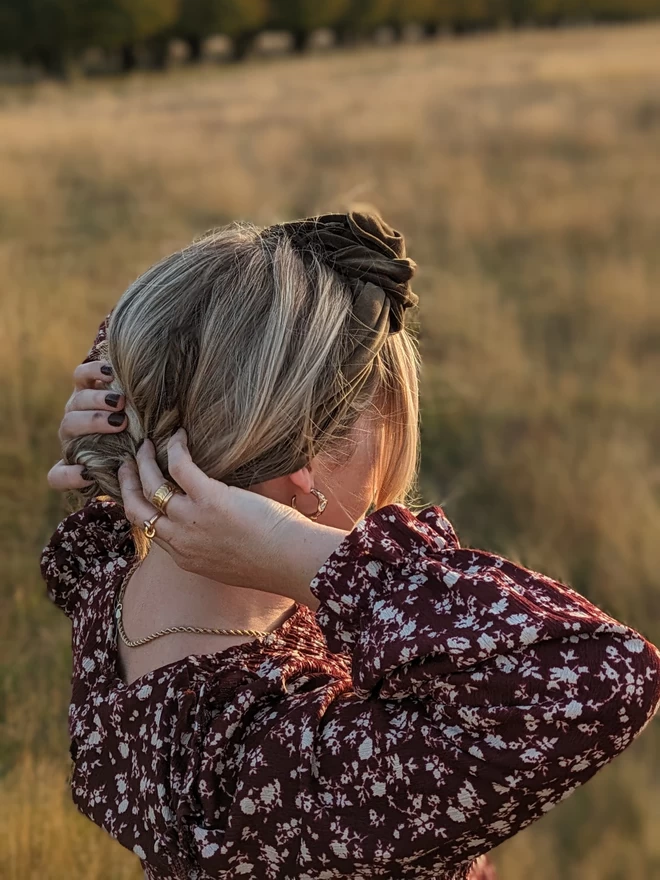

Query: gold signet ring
[152,482,178,514]
[143,513,162,539]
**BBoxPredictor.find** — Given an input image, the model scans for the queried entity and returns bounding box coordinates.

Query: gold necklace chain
[114,557,271,648]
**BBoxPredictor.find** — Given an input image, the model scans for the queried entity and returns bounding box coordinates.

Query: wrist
[277,514,350,609]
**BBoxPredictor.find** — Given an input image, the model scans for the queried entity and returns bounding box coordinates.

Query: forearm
[272,516,350,610]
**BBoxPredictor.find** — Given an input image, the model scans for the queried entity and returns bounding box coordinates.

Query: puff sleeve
[41,500,131,619]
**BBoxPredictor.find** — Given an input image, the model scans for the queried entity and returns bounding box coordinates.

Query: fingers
[59,409,127,442]
[118,461,175,544]
[135,439,169,501]
[47,460,95,491]
[166,429,210,502]
[60,363,126,443]
[73,361,114,390]
[65,388,125,413]
[135,439,187,518]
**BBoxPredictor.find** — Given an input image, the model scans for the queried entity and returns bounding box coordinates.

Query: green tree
[501,0,530,26]
[529,0,589,24]
[177,0,269,61]
[389,0,441,30]
[590,0,660,18]
[450,0,494,31]
[269,0,351,51]
[78,0,180,71]
[0,1,22,57]
[335,0,394,42]
[388,1,486,37]
[0,0,80,77]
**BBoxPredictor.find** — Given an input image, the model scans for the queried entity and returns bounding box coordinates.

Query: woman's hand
[118,432,349,606]
[48,360,127,491]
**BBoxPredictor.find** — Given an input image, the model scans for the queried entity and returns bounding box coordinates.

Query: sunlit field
[2,21,660,879]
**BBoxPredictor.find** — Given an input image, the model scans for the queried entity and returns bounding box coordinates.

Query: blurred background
[1,2,660,878]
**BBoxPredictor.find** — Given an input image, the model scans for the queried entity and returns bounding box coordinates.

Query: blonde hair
[64,219,422,523]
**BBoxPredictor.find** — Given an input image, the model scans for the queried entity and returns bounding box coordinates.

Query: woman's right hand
[47,360,127,491]
[117,433,349,605]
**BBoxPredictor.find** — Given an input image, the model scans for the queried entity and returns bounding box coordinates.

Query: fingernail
[81,468,93,481]
[108,411,126,427]
[105,392,121,408]
[100,365,113,376]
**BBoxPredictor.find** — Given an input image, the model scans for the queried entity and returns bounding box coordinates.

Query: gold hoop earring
[291,487,328,521]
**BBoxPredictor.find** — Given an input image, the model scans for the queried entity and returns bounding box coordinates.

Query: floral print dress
[41,492,660,880]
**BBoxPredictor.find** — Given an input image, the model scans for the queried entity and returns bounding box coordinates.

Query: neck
[132,543,297,634]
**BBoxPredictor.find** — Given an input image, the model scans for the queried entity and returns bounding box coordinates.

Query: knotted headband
[228,211,419,486]
[262,210,418,383]
[278,211,418,333]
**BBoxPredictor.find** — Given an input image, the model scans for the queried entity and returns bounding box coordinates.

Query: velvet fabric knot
[270,211,419,335]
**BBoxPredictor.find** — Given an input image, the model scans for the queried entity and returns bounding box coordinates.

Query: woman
[43,211,660,880]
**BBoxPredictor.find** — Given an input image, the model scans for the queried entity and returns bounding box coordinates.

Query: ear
[287,465,314,496]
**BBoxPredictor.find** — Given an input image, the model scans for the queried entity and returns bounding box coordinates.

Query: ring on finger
[143,512,162,540]
[152,481,179,515]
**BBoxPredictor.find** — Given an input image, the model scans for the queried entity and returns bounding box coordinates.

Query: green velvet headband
[263,210,418,378]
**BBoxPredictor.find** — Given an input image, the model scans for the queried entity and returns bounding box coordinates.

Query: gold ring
[143,513,162,539]
[152,482,179,514]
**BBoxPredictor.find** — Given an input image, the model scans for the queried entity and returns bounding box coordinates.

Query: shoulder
[336,502,461,564]
[41,498,133,619]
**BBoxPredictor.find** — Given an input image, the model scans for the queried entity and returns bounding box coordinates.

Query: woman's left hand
[48,360,127,491]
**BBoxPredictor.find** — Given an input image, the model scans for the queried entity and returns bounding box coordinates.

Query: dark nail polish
[81,468,93,481]
[105,392,121,408]
[100,365,113,376]
[108,411,126,427]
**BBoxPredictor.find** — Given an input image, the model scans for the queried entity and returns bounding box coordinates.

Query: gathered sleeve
[304,506,660,853]
[76,503,660,878]
[83,314,112,363]
[41,500,131,619]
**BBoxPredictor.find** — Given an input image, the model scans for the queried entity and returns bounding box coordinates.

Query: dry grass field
[1,21,660,879]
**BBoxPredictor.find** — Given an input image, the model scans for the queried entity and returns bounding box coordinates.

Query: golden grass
[1,21,660,878]
[0,756,141,880]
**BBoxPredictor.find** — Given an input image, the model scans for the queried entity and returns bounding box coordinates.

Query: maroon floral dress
[42,492,660,880]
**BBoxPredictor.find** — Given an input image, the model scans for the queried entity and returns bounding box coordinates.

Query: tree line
[1,0,659,78]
